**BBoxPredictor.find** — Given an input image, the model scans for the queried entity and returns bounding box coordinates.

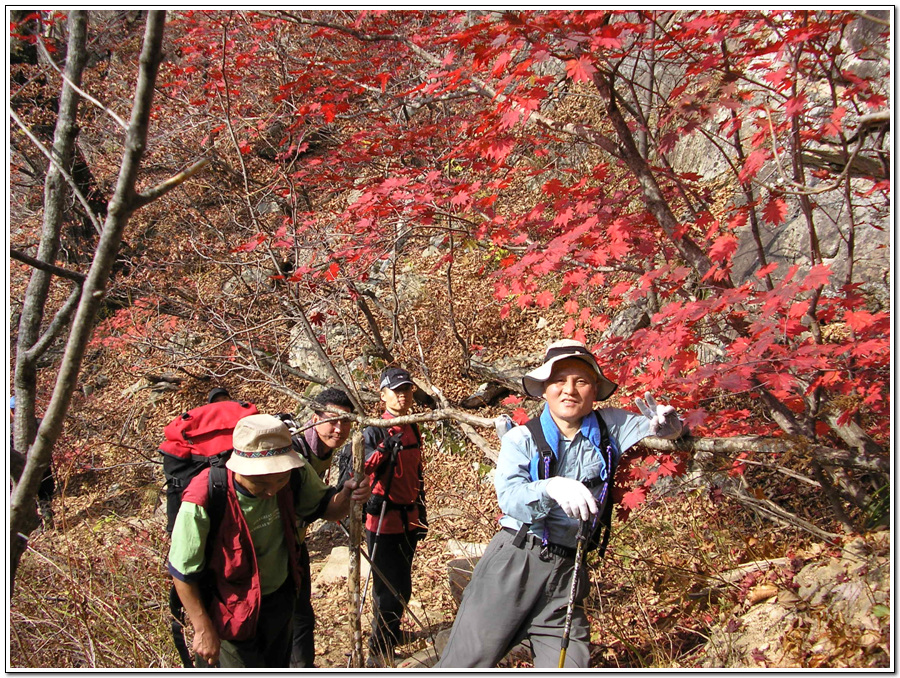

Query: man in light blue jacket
[437,339,684,668]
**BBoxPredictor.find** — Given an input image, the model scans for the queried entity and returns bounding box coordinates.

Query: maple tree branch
[445,230,471,374]
[810,460,859,533]
[855,10,891,27]
[720,485,839,542]
[11,9,167,587]
[349,287,394,362]
[13,11,90,553]
[217,22,261,235]
[737,458,820,488]
[592,69,716,280]
[23,286,82,365]
[273,11,624,158]
[640,434,886,475]
[10,248,86,285]
[427,382,499,462]
[131,158,210,210]
[10,109,104,235]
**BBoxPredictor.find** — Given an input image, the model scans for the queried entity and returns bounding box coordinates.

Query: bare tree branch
[10,10,170,587]
[10,248,86,284]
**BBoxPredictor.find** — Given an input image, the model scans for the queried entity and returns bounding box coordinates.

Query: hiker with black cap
[274,387,356,668]
[436,339,685,668]
[361,367,427,667]
[207,387,231,404]
[167,413,371,668]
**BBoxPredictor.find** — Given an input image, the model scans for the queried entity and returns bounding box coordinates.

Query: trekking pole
[337,521,433,635]
[559,518,592,668]
[358,446,399,618]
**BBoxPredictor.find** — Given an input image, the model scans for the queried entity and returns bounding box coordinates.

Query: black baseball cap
[379,367,414,391]
[207,387,231,404]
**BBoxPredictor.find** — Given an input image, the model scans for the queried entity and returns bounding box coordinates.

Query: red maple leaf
[535,290,554,308]
[755,262,779,278]
[565,56,597,83]
[785,93,807,118]
[501,107,521,129]
[739,149,767,182]
[709,233,738,263]
[824,106,846,137]
[232,232,266,253]
[511,407,529,425]
[844,309,875,333]
[763,65,791,89]
[801,264,832,290]
[621,487,646,511]
[762,197,788,225]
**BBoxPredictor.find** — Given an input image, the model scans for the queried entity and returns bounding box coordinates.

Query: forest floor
[8,332,890,669]
[9,417,891,669]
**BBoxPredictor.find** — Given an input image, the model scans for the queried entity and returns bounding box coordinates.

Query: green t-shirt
[168,463,329,595]
[306,449,334,479]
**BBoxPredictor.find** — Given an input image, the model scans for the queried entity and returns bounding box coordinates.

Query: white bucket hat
[226,414,304,476]
[522,339,618,401]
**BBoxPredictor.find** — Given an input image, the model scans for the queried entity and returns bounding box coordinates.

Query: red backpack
[159,400,258,533]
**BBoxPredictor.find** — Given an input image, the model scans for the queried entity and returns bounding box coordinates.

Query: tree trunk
[10,10,168,590]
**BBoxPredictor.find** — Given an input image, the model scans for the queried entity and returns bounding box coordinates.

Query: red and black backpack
[159,400,258,533]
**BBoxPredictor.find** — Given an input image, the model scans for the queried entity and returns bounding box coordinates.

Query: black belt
[502,526,577,560]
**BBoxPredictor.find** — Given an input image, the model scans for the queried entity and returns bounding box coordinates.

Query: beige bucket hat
[226,414,304,476]
[522,339,618,401]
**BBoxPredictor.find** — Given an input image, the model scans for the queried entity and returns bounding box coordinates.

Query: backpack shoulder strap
[206,465,229,552]
[290,466,303,496]
[592,410,617,558]
[292,431,314,463]
[524,417,555,480]
[594,410,613,458]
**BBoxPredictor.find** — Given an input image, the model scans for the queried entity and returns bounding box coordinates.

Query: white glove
[546,477,598,521]
[635,392,683,440]
[494,414,515,440]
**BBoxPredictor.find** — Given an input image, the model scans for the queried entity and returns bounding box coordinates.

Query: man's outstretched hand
[635,392,683,440]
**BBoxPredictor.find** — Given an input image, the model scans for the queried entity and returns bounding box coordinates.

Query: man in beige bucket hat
[438,339,684,668]
[168,413,370,668]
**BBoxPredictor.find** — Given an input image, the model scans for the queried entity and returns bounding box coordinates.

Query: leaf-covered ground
[9,391,890,668]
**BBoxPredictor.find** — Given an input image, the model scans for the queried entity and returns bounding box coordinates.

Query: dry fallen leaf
[747,584,778,605]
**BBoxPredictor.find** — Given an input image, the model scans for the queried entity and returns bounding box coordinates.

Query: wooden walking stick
[347,432,365,668]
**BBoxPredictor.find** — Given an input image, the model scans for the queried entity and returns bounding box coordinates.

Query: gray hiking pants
[436,527,591,668]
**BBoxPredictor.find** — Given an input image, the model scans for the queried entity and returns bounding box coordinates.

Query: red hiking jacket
[363,412,424,534]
